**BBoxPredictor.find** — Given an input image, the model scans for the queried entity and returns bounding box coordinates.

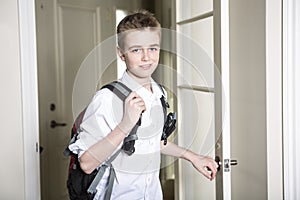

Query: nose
[141,49,149,61]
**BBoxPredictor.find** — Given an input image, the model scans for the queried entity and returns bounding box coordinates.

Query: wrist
[182,149,196,162]
[117,121,133,136]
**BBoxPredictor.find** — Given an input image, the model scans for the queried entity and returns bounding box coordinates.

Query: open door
[176,0,235,199]
[36,0,103,199]
[36,1,149,199]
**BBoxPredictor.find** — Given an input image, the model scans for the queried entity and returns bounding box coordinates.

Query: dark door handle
[215,156,221,171]
[50,120,67,128]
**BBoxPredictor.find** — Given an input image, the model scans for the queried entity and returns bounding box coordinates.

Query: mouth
[139,64,152,70]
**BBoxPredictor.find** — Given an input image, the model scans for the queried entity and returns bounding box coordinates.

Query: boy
[69,10,218,200]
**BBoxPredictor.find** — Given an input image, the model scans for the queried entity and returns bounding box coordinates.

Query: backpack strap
[101,81,131,101]
[101,81,140,156]
[87,149,122,195]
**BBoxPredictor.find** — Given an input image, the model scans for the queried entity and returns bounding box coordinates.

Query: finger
[211,171,217,180]
[208,167,217,180]
[209,162,218,180]
[209,161,217,170]
[125,92,146,113]
[134,103,146,113]
[139,104,146,112]
[131,98,144,105]
[131,98,146,109]
[126,91,139,102]
[135,100,146,107]
[200,168,212,180]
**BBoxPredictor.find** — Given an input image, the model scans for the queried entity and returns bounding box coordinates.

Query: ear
[117,47,126,61]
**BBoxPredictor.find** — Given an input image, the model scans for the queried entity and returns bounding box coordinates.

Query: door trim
[283,0,300,198]
[266,0,283,199]
[18,0,41,199]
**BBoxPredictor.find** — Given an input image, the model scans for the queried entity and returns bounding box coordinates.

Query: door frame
[282,0,300,198]
[18,0,41,199]
[266,0,283,199]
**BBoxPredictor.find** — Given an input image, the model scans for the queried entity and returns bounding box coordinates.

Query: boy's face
[118,29,160,80]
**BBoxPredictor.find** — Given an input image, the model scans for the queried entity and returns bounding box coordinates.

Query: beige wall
[0,0,26,199]
[230,0,268,199]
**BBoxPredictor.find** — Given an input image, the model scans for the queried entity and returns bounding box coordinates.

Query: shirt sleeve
[68,88,118,158]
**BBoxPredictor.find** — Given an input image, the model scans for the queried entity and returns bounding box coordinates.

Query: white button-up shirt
[69,72,165,200]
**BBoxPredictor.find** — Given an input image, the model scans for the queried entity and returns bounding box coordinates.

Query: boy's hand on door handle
[190,154,218,181]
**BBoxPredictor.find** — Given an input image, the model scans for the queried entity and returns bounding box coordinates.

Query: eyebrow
[128,44,160,49]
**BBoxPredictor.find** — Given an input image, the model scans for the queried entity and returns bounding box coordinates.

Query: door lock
[215,156,238,172]
[224,158,238,172]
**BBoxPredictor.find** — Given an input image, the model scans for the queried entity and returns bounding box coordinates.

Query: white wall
[0,0,25,199]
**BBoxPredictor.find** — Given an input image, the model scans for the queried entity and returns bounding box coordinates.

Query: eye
[149,47,158,52]
[131,48,141,53]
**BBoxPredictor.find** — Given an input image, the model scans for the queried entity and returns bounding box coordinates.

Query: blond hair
[117,10,161,50]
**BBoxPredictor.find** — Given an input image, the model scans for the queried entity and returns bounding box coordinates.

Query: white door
[36,1,148,199]
[36,0,104,199]
[176,0,233,199]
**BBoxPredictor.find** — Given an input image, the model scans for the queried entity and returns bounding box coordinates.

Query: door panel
[57,4,101,126]
[181,17,214,59]
[177,0,213,21]
[178,16,214,88]
[178,89,215,155]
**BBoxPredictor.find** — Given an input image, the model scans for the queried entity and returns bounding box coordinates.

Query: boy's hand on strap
[119,92,146,135]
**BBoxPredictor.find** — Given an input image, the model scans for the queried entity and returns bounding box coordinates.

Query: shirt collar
[119,71,164,100]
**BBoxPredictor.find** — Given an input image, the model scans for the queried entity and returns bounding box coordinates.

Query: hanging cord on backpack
[159,93,177,145]
[161,112,176,145]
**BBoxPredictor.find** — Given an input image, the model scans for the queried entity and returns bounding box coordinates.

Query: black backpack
[63,81,176,200]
